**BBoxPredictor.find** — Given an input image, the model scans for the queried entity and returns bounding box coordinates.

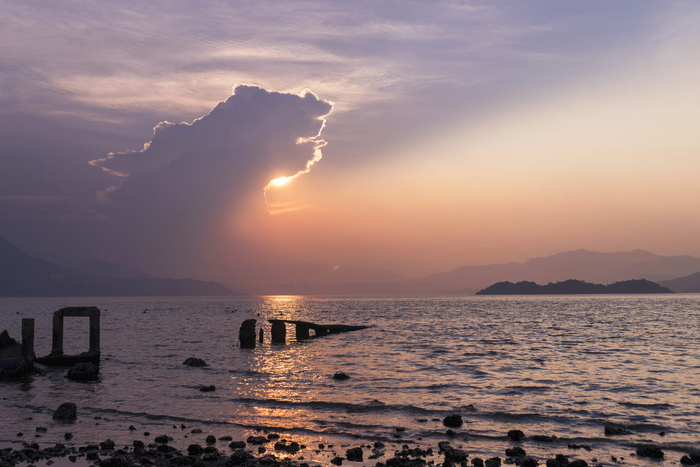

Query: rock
[505,446,526,457]
[636,445,664,459]
[52,403,77,421]
[333,372,350,380]
[331,456,344,465]
[522,457,539,467]
[183,357,208,367]
[246,435,269,445]
[346,447,363,461]
[0,330,31,376]
[532,435,557,442]
[154,434,170,444]
[485,457,502,467]
[0,330,17,348]
[100,439,115,450]
[545,454,569,467]
[229,441,246,449]
[199,384,216,392]
[443,414,463,428]
[566,460,588,467]
[275,440,301,454]
[472,458,484,467]
[604,423,631,436]
[681,455,696,465]
[66,362,99,381]
[507,429,525,441]
[206,435,216,444]
[132,440,144,450]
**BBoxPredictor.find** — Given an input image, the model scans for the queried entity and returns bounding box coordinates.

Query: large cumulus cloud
[91,85,332,278]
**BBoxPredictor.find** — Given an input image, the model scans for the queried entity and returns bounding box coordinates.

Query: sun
[269,176,292,187]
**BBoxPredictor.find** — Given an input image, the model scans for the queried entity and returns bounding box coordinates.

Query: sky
[2,1,700,288]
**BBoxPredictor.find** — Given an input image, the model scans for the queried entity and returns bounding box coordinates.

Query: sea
[0,295,698,466]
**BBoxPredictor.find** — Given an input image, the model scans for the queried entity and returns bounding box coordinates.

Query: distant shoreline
[475,278,673,295]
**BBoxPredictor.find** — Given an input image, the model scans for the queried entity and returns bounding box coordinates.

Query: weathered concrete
[270,320,287,344]
[37,307,101,365]
[268,319,371,342]
[239,319,257,349]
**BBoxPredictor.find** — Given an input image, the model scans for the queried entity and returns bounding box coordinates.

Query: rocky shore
[2,413,699,467]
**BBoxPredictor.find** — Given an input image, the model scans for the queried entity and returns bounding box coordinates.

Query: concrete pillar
[258,328,264,344]
[51,313,64,356]
[270,321,286,344]
[21,318,35,362]
[239,319,257,349]
[89,312,100,355]
[295,323,310,340]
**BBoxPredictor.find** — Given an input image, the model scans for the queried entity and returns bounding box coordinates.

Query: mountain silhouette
[422,249,700,293]
[476,278,673,295]
[0,235,235,296]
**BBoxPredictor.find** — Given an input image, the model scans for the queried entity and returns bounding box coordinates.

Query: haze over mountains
[0,235,234,296]
[2,234,700,296]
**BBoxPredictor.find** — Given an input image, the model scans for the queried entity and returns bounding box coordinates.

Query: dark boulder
[522,457,539,467]
[206,435,216,444]
[52,403,77,421]
[443,414,463,428]
[485,457,502,467]
[199,384,216,392]
[246,435,269,445]
[187,444,203,455]
[346,447,363,462]
[275,440,301,454]
[333,372,350,380]
[507,429,525,441]
[505,446,526,457]
[604,423,631,436]
[567,460,588,467]
[228,441,246,449]
[66,362,99,381]
[183,357,208,367]
[636,445,664,459]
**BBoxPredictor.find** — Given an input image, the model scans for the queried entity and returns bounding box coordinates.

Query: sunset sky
[2,1,700,286]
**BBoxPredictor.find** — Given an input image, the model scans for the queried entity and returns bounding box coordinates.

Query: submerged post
[295,323,311,340]
[270,320,286,344]
[21,318,35,363]
[239,319,257,349]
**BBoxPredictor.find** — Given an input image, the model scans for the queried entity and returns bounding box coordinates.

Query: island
[475,279,673,295]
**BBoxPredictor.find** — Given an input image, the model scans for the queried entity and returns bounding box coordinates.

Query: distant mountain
[476,279,673,295]
[422,249,700,293]
[659,272,700,293]
[0,235,235,297]
[73,259,153,280]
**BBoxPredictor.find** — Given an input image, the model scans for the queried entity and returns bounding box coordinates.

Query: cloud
[91,84,332,277]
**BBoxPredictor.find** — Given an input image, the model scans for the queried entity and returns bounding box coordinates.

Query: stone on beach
[52,402,77,421]
[507,429,525,441]
[636,444,664,459]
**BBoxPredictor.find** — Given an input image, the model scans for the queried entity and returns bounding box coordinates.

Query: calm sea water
[1,295,698,465]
